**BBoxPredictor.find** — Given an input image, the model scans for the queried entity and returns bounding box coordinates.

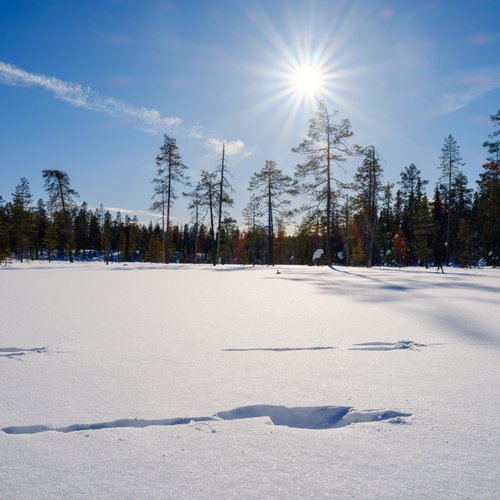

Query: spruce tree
[353,147,384,266]
[438,135,465,264]
[11,178,34,262]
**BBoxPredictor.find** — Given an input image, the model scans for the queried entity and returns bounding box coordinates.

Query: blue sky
[1,0,499,226]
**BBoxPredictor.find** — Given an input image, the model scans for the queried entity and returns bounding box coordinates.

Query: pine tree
[42,170,79,263]
[438,135,465,264]
[293,101,358,263]
[248,160,294,265]
[197,170,218,264]
[215,144,234,265]
[153,135,189,263]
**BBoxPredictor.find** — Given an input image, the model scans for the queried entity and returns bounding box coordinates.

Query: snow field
[0,262,499,498]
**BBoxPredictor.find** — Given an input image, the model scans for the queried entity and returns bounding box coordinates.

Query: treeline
[1,105,499,267]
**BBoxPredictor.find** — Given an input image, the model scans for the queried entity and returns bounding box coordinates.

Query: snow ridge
[2,405,411,434]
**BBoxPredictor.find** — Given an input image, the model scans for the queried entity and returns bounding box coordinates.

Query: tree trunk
[216,144,225,265]
[326,110,332,264]
[268,173,274,266]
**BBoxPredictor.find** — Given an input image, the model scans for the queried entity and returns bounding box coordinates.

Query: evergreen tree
[293,101,358,263]
[438,135,465,263]
[101,211,112,264]
[248,160,294,265]
[74,202,90,259]
[242,194,264,266]
[43,216,58,262]
[398,163,428,264]
[413,196,433,267]
[34,199,48,260]
[10,178,34,262]
[477,111,500,264]
[154,135,189,263]
[215,144,234,265]
[197,170,218,264]
[432,186,447,271]
[378,183,395,265]
[0,196,11,264]
[353,147,384,266]
[42,169,79,263]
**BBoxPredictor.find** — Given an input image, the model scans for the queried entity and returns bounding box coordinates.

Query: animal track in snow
[223,346,334,352]
[0,347,47,359]
[2,404,410,434]
[349,341,427,351]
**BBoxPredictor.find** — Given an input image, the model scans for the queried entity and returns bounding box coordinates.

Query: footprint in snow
[0,347,48,360]
[349,340,427,351]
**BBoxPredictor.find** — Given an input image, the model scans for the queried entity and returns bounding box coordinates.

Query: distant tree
[74,202,90,259]
[42,169,79,263]
[377,183,395,265]
[215,144,234,265]
[477,111,500,264]
[11,178,33,262]
[0,196,12,264]
[353,147,384,266]
[101,211,112,264]
[34,199,48,260]
[413,196,433,267]
[242,194,264,266]
[197,170,218,264]
[438,135,465,264]
[432,186,446,271]
[153,135,189,263]
[248,160,294,265]
[43,216,58,262]
[398,163,428,264]
[293,101,358,263]
[184,182,204,262]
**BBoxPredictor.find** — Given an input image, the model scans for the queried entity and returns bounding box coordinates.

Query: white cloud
[432,65,500,116]
[187,125,254,161]
[205,136,254,160]
[0,60,181,133]
[0,60,253,159]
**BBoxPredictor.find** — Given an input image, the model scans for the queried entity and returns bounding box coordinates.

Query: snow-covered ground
[1,262,499,499]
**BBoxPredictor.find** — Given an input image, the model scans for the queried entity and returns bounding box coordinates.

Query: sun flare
[290,63,325,99]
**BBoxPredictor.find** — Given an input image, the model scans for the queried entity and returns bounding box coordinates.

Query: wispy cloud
[97,206,173,226]
[0,60,253,160]
[187,125,254,160]
[431,65,500,116]
[205,137,252,158]
[0,60,181,134]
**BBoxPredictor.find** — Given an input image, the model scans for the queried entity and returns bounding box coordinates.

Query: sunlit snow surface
[1,263,499,498]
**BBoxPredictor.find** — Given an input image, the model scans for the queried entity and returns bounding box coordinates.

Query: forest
[1,103,499,268]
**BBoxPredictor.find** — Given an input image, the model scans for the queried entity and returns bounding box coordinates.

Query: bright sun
[291,63,324,99]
